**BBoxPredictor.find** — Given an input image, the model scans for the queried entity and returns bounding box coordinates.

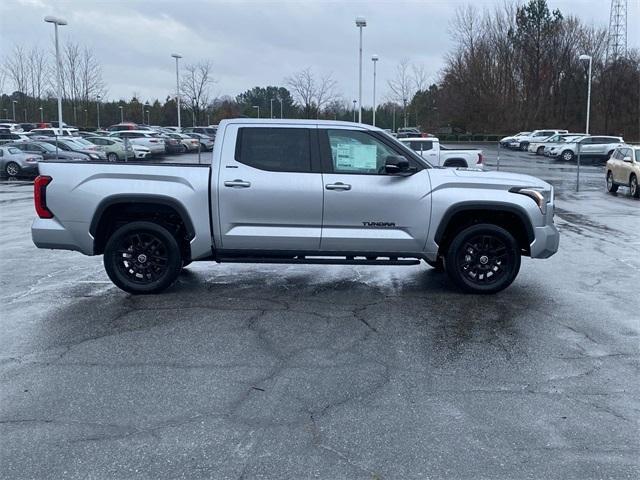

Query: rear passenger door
[217,125,324,251]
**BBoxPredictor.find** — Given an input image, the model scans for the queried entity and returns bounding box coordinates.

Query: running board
[217,256,421,266]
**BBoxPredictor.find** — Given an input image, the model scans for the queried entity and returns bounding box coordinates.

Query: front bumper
[529,205,560,259]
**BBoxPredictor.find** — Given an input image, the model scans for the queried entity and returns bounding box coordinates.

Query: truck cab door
[319,128,432,253]
[217,125,324,251]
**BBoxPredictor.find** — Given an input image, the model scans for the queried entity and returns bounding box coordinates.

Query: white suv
[547,136,624,162]
[511,130,568,151]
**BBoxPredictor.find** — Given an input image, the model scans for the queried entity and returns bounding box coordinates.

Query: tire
[630,174,639,198]
[445,224,521,294]
[5,162,20,176]
[103,221,182,294]
[107,152,118,162]
[520,142,529,151]
[561,150,574,162]
[426,257,445,272]
[536,146,545,155]
[606,171,618,193]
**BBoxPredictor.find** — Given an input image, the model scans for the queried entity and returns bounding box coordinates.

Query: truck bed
[32,161,213,259]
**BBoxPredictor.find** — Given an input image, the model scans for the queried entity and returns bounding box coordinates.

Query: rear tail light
[477,153,483,164]
[34,175,54,218]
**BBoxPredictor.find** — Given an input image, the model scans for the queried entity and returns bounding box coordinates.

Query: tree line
[412,0,639,140]
[2,0,638,139]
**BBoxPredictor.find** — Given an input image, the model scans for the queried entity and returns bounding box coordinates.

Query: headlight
[89,153,99,160]
[510,186,552,214]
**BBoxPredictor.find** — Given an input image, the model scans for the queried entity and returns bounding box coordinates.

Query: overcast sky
[1,0,638,107]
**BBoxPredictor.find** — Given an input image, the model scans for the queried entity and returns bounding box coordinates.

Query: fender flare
[434,201,534,245]
[89,193,196,240]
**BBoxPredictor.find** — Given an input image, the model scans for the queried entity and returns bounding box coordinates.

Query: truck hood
[429,167,551,192]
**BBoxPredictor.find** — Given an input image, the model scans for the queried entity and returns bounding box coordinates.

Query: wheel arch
[434,202,534,256]
[442,158,468,168]
[90,194,195,258]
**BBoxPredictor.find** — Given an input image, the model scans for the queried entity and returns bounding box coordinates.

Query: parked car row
[0,121,219,175]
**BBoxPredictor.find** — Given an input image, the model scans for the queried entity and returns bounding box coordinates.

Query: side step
[217,256,421,266]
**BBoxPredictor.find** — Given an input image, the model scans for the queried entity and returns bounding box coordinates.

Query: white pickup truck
[399,137,483,168]
[32,119,559,295]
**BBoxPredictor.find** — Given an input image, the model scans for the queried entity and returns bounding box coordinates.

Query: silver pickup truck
[32,119,559,294]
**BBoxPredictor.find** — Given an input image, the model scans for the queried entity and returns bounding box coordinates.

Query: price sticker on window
[335,144,377,171]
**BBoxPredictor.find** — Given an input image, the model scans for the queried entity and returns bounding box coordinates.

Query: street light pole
[39,106,43,123]
[355,16,366,123]
[279,98,283,119]
[171,53,182,129]
[403,98,408,128]
[12,100,17,121]
[270,99,274,119]
[579,54,592,134]
[352,99,357,122]
[119,106,123,123]
[371,54,378,126]
[44,16,67,134]
[252,105,260,118]
[96,95,101,129]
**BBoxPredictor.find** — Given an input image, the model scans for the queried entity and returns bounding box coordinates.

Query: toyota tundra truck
[31,119,559,294]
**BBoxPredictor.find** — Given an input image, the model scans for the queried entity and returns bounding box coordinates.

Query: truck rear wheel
[103,221,182,294]
[445,224,520,294]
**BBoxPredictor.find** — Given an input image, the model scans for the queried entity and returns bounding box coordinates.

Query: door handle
[325,182,351,191]
[224,179,251,188]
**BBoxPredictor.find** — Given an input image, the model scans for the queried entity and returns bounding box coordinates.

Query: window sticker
[335,143,377,170]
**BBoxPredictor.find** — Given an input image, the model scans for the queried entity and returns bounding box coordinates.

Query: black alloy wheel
[445,224,520,293]
[104,221,182,294]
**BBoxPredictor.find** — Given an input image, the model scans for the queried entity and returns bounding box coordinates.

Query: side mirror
[623,156,632,162]
[384,155,410,175]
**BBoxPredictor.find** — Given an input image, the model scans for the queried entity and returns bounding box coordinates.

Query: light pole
[96,95,101,129]
[252,105,260,118]
[192,97,197,126]
[355,16,366,123]
[579,54,592,134]
[119,105,124,123]
[403,98,408,128]
[270,98,274,119]
[44,16,67,134]
[279,97,283,118]
[146,109,150,125]
[144,101,149,125]
[352,99,357,122]
[171,53,182,128]
[371,54,379,126]
[39,106,43,123]
[12,100,17,120]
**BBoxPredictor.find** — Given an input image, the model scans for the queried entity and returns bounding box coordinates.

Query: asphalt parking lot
[1,147,639,479]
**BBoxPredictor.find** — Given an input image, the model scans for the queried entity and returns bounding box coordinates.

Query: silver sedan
[0,146,43,177]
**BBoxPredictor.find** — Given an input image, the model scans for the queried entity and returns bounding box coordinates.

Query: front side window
[235,127,311,173]
[327,129,398,174]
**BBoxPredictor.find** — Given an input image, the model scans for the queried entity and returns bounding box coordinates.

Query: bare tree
[181,61,215,126]
[27,46,49,102]
[4,45,29,95]
[285,67,339,118]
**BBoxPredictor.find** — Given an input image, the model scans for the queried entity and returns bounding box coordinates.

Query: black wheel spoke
[113,230,171,285]
[457,232,510,285]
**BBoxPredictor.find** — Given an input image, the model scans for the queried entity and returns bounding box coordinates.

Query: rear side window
[408,140,433,151]
[235,128,311,173]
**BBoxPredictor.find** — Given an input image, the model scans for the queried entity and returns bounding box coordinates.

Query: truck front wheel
[104,221,182,294]
[445,224,521,294]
